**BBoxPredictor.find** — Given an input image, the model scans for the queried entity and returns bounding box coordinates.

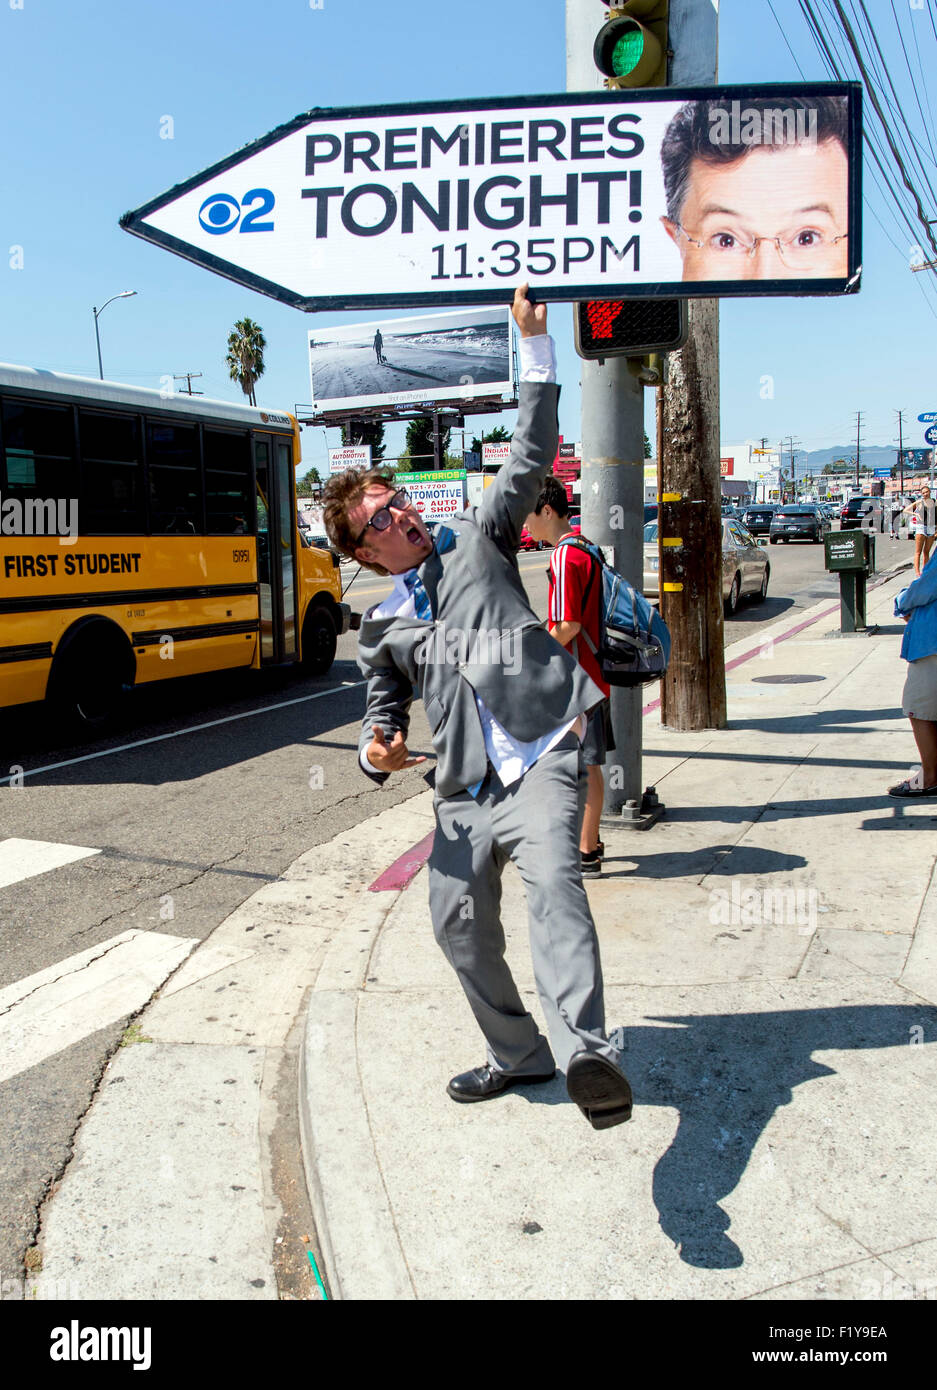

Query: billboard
[393,469,466,523]
[328,444,372,474]
[121,84,862,309]
[309,306,513,413]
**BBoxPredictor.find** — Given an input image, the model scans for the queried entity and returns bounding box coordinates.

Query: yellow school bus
[0,363,353,726]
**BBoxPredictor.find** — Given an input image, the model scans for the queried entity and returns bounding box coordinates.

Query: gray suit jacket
[356,380,605,798]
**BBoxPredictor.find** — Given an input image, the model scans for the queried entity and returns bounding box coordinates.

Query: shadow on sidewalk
[602,1003,937,1269]
[601,845,807,879]
[655,792,932,826]
[680,706,905,737]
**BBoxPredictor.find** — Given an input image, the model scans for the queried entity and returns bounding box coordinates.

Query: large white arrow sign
[121,85,861,312]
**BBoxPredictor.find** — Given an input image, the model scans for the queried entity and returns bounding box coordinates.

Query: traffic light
[583,5,676,358]
[593,0,669,90]
[574,298,687,360]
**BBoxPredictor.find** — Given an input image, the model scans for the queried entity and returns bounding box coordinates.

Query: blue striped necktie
[403,525,456,620]
[405,525,482,796]
[403,568,432,620]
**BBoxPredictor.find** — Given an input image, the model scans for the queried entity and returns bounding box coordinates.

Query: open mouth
[407,524,424,545]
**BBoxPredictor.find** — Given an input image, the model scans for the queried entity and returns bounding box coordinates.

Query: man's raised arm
[477,284,559,552]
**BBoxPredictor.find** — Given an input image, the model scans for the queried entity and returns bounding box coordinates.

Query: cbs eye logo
[198,188,275,235]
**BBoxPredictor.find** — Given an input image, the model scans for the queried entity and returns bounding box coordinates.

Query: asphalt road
[0,526,912,1288]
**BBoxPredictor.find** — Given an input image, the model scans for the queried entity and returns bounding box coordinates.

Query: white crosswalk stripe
[0,838,101,890]
[0,930,198,1084]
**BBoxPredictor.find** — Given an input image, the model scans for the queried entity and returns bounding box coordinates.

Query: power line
[890,0,937,174]
[831,0,937,256]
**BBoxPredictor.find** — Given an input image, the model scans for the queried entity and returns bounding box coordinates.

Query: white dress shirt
[361,332,582,787]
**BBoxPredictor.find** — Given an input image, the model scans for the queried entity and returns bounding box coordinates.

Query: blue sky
[2,0,936,471]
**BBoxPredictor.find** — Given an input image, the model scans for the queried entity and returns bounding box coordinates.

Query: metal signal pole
[566,0,645,813]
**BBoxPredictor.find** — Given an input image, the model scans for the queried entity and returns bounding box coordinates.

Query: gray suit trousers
[427,734,619,1076]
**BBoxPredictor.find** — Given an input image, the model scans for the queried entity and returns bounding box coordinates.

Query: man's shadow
[605,1003,937,1269]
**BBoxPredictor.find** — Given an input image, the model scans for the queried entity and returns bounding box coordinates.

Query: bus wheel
[300,605,337,676]
[48,622,134,730]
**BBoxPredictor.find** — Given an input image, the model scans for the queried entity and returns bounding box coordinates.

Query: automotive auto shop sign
[120,84,861,310]
[393,469,466,522]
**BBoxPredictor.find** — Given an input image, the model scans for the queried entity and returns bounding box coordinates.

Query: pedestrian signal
[574,298,687,360]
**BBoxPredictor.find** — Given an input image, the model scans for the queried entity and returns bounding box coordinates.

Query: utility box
[824,530,875,573]
[824,530,875,631]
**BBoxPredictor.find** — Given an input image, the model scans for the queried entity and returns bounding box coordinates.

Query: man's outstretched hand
[512,282,547,338]
[366,725,427,774]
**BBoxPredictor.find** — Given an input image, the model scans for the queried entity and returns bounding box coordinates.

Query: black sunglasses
[354,489,412,547]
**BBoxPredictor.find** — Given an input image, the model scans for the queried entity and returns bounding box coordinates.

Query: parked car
[839,496,885,532]
[567,514,581,536]
[644,518,769,614]
[644,503,658,525]
[769,504,831,544]
[741,504,777,536]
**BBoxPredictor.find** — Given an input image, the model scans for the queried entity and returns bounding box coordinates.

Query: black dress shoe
[565,1052,633,1130]
[446,1063,556,1103]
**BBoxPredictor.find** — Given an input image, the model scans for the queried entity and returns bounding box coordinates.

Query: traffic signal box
[593,0,670,90]
[574,2,676,362]
[574,297,687,359]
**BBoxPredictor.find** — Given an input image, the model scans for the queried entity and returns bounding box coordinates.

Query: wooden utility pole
[896,409,905,492]
[659,298,726,730]
[658,0,723,733]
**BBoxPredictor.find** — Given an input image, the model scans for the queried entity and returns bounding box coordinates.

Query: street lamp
[92,290,137,380]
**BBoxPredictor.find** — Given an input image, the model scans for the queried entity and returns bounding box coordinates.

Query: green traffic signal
[611,27,645,78]
[593,1,668,89]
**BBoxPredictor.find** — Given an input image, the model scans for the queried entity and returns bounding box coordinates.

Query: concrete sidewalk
[31,563,937,1301]
[300,567,937,1300]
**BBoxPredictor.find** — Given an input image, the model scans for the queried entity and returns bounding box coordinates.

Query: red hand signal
[585,301,625,340]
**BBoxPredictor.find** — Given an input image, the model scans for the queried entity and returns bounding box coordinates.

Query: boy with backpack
[526,478,612,876]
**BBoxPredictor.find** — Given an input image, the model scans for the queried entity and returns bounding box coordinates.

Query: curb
[298,794,434,1301]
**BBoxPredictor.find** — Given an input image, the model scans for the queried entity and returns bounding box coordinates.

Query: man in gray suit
[322,285,632,1130]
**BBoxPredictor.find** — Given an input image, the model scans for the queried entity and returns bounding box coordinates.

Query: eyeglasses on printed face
[674,223,847,270]
[354,489,412,547]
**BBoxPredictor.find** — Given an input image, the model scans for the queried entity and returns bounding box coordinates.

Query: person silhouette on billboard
[373,329,385,364]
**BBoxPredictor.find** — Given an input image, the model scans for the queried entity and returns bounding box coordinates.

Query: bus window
[147,421,200,533]
[205,428,252,534]
[275,439,297,658]
[255,441,273,661]
[79,411,143,534]
[1,399,74,499]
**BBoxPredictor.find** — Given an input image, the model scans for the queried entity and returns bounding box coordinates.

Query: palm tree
[226,318,266,406]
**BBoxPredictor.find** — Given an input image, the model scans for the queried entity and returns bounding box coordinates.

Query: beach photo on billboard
[308,305,513,413]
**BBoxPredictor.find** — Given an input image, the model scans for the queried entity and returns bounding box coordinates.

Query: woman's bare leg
[909,716,937,786]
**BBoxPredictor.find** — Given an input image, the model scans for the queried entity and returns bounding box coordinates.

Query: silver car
[643,518,770,614]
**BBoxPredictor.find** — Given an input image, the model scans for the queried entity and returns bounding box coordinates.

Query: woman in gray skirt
[890,549,937,797]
